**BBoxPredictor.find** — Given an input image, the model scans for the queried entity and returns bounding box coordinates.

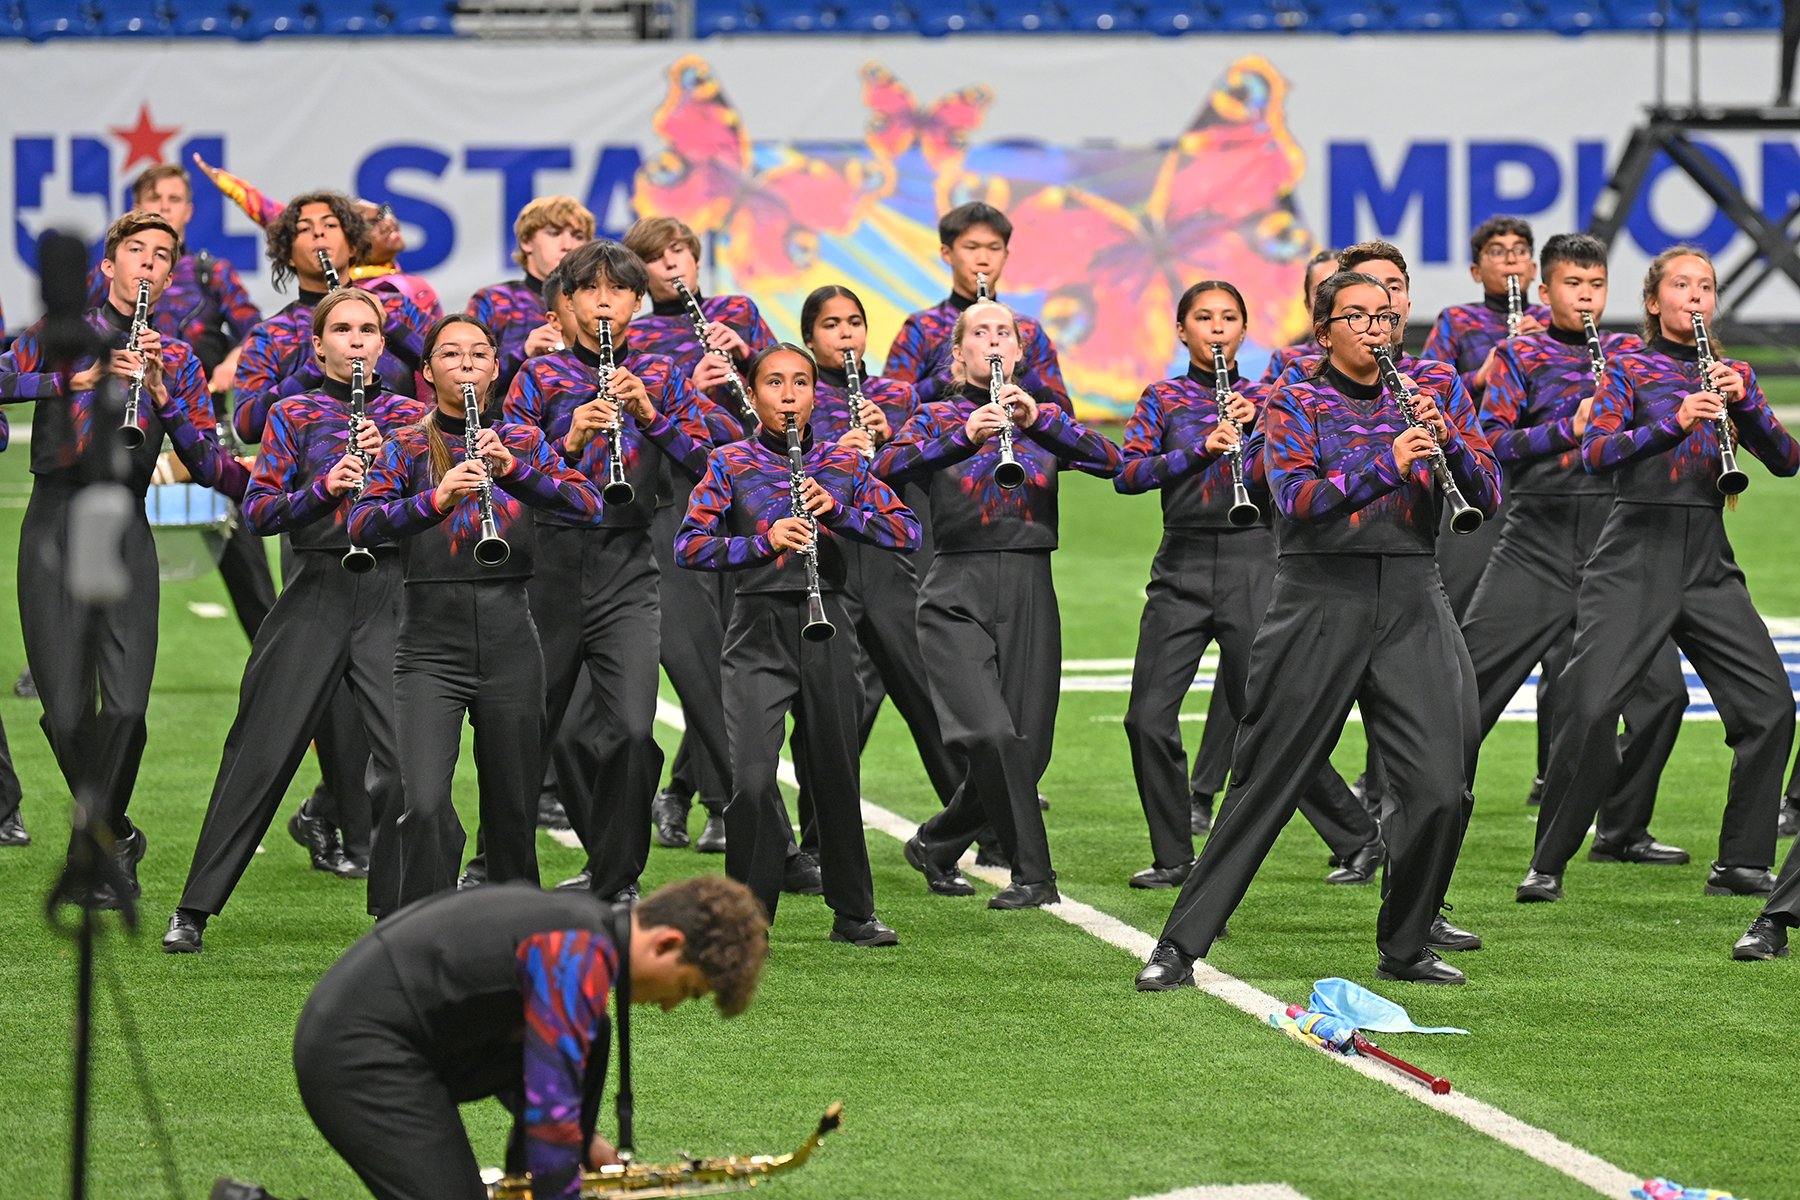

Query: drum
[145,481,234,581]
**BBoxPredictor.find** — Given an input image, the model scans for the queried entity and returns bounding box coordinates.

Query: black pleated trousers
[652,498,732,812]
[722,590,873,922]
[0,713,22,825]
[1126,529,1378,870]
[394,580,543,906]
[1189,684,1236,798]
[1461,492,1688,844]
[18,478,158,836]
[913,550,1061,885]
[1160,554,1476,961]
[178,550,404,916]
[530,523,664,898]
[1533,503,1794,876]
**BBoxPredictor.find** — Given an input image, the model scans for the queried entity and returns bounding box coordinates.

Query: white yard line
[642,698,1642,1199]
[1134,1188,1312,1200]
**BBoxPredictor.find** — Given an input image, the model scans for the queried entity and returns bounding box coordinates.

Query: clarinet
[673,277,754,423]
[597,319,633,506]
[975,272,991,301]
[987,354,1025,490]
[118,278,152,448]
[1210,344,1260,528]
[1505,273,1522,338]
[1580,311,1607,388]
[341,358,377,573]
[784,413,836,643]
[1690,311,1750,496]
[317,249,340,292]
[842,350,871,459]
[461,381,512,566]
[1372,345,1483,535]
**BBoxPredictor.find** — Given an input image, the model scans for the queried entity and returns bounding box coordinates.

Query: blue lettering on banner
[1760,141,1800,222]
[181,136,261,272]
[1576,141,1610,230]
[1468,142,1560,228]
[357,145,456,273]
[465,147,575,270]
[1328,142,1450,263]
[14,137,56,271]
[585,145,644,241]
[1623,143,1740,256]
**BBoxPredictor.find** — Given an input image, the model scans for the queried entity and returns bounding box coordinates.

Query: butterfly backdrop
[632,53,1316,420]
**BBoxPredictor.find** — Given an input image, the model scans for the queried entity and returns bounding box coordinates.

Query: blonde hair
[624,216,702,265]
[948,301,1023,385]
[309,286,387,338]
[513,196,595,268]
[1641,244,1715,342]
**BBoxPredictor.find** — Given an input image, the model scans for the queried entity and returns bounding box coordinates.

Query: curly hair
[635,875,769,1018]
[267,191,369,294]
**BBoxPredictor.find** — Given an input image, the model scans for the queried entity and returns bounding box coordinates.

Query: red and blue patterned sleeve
[0,325,60,401]
[1022,404,1122,477]
[495,427,605,525]
[882,314,929,385]
[1481,343,1578,468]
[349,437,446,545]
[1265,384,1409,523]
[469,286,532,393]
[1115,385,1214,494]
[624,360,712,482]
[502,362,556,453]
[1430,367,1502,513]
[1582,359,1686,474]
[242,404,339,534]
[160,348,249,498]
[232,324,288,443]
[870,404,978,484]
[1727,364,1800,474]
[1023,322,1070,404]
[675,453,773,571]
[818,453,920,551]
[216,261,263,345]
[1420,309,1482,398]
[517,929,617,1199]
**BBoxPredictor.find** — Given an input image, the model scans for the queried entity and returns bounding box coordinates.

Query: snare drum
[145,482,234,581]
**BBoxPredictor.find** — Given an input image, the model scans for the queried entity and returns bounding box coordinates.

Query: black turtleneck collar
[1323,363,1382,401]
[1482,291,1519,315]
[298,287,328,309]
[755,422,812,455]
[1546,323,1585,347]
[432,408,466,437]
[946,290,989,314]
[319,373,384,404]
[571,338,627,369]
[651,287,698,318]
[1651,335,1699,363]
[523,273,544,297]
[99,299,133,332]
[815,360,856,390]
[1186,360,1243,389]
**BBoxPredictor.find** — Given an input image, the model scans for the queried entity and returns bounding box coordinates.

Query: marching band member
[625,216,777,855]
[1520,247,1799,919]
[1137,271,1501,990]
[1258,247,1340,384]
[466,195,593,395]
[676,343,919,942]
[164,288,426,952]
[349,313,604,907]
[351,199,444,322]
[877,301,1121,908]
[1462,233,1689,869]
[504,240,714,900]
[883,202,1069,405]
[1117,281,1380,892]
[0,212,249,904]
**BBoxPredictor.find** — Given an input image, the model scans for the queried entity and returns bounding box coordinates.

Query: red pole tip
[1432,1080,1451,1095]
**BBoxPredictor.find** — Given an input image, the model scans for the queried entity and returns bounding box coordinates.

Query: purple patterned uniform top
[0,303,245,497]
[1264,359,1501,555]
[1260,340,1320,385]
[1421,297,1553,398]
[1483,326,1643,496]
[515,928,618,1199]
[676,426,919,594]
[349,409,603,582]
[503,339,713,529]
[1584,337,1799,506]
[810,361,917,449]
[632,292,777,427]
[873,382,1122,554]
[243,376,430,549]
[86,253,262,368]
[882,293,1069,405]
[1116,364,1271,530]
[465,276,547,396]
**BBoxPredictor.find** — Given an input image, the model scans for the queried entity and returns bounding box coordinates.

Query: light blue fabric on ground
[1309,978,1470,1035]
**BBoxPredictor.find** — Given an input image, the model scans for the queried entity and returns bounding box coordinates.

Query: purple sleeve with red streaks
[0,323,63,401]
[468,280,546,394]
[494,425,608,523]
[1021,403,1122,477]
[1114,381,1218,494]
[675,449,776,571]
[241,401,340,534]
[214,259,263,344]
[517,929,616,1199]
[870,402,978,484]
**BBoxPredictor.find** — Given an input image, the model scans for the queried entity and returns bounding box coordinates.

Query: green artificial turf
[0,436,1795,1200]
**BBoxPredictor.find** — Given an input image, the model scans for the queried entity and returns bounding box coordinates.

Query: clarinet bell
[994,453,1026,491]
[602,478,636,507]
[117,419,146,450]
[341,545,377,574]
[475,520,511,568]
[1447,495,1485,535]
[1717,446,1750,496]
[1227,485,1260,528]
[802,593,836,643]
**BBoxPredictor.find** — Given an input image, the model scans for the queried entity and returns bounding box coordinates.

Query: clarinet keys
[597,319,635,507]
[1211,342,1260,528]
[987,354,1026,491]
[1690,311,1749,496]
[462,381,512,567]
[118,278,152,449]
[784,413,836,643]
[342,357,378,573]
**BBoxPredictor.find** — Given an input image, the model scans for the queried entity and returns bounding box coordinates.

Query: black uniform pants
[394,580,543,906]
[1127,529,1379,870]
[1461,492,1687,845]
[653,499,731,812]
[18,478,158,835]
[913,551,1061,885]
[530,524,664,897]
[723,591,873,922]
[1533,504,1794,875]
[1189,684,1236,798]
[0,713,22,825]
[178,551,404,917]
[1160,554,1476,961]
[295,931,487,1200]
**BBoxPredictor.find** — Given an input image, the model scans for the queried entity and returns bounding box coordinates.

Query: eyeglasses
[432,348,496,367]
[1324,311,1402,334]
[1481,244,1533,262]
[376,203,395,222]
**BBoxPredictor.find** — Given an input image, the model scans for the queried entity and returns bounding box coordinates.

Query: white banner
[2,32,1793,415]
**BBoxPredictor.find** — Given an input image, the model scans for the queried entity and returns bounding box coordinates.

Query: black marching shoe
[606,882,641,904]
[1129,859,1194,890]
[1191,794,1213,837]
[536,792,571,832]
[988,878,1059,909]
[1732,915,1791,960]
[1426,912,1482,952]
[830,914,899,946]
[457,858,488,890]
[651,788,691,848]
[1516,870,1563,902]
[1134,939,1196,991]
[1589,836,1689,865]
[903,834,975,896]
[1525,775,1544,807]
[112,821,148,902]
[287,807,355,877]
[0,810,28,847]
[162,908,206,954]
[782,852,824,896]
[974,841,1008,868]
[694,811,728,854]
[555,867,594,891]
[1325,835,1384,885]
[1779,798,1799,839]
[13,666,35,699]
[1375,947,1466,985]
[210,1178,300,1200]
[1038,793,1050,811]
[1706,862,1776,897]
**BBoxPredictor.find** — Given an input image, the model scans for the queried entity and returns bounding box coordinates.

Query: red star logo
[110,103,180,172]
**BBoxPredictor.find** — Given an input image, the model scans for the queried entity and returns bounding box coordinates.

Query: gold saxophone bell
[487,1103,843,1200]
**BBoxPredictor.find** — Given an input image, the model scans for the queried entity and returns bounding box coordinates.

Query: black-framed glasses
[432,348,496,367]
[1324,311,1401,334]
[1481,244,1532,262]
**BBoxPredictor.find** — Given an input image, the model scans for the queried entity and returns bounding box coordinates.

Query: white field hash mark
[628,698,1641,1200]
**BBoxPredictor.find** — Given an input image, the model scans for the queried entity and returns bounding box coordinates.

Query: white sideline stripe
[643,697,1641,1200]
[1134,1187,1312,1200]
